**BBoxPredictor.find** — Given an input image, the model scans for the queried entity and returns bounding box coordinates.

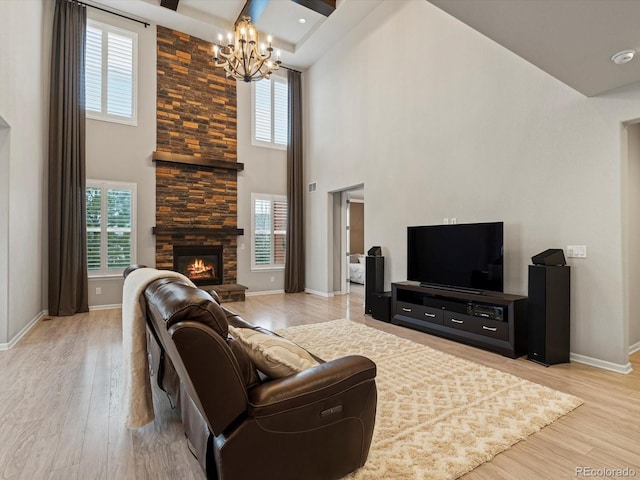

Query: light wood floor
[1,287,638,479]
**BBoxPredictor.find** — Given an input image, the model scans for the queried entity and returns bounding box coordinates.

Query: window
[251,193,287,270]
[252,74,288,149]
[85,19,138,125]
[86,180,136,277]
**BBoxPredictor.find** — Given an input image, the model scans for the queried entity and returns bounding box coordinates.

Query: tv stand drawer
[443,312,508,341]
[396,301,443,325]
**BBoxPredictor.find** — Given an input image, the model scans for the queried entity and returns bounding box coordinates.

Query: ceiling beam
[160,0,180,11]
[237,0,270,24]
[291,0,336,17]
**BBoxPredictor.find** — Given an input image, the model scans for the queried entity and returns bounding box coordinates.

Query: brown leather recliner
[126,267,377,480]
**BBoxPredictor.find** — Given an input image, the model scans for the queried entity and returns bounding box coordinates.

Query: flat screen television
[407,222,504,293]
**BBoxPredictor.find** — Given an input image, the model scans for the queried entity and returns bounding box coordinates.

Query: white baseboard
[629,341,640,355]
[88,304,121,311]
[245,290,284,297]
[0,309,47,351]
[304,288,334,298]
[570,352,633,374]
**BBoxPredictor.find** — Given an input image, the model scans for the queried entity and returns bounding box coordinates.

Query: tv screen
[407,222,504,293]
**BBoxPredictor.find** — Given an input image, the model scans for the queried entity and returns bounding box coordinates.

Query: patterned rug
[278,319,582,480]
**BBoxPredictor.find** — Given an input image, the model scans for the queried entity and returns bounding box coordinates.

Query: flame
[187,258,215,279]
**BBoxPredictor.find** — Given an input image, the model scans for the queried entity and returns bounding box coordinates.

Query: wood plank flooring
[0,284,638,479]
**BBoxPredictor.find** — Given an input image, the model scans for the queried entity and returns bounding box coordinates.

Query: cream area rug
[278,319,583,480]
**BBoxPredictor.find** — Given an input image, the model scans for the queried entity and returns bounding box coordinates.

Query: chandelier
[213,16,281,82]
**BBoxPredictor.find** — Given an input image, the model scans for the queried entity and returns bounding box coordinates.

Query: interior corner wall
[627,123,640,348]
[85,10,157,307]
[236,80,287,293]
[304,0,640,367]
[0,120,9,344]
[0,0,48,343]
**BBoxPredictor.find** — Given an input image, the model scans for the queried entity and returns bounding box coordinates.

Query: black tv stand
[418,283,484,295]
[392,281,527,358]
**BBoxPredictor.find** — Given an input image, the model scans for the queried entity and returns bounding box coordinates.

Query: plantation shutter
[252,194,288,269]
[86,181,136,276]
[252,75,288,148]
[273,78,288,146]
[254,78,272,143]
[106,188,132,270]
[85,20,137,123]
[86,186,102,272]
[254,197,272,265]
[85,25,102,113]
[273,199,287,265]
[106,31,134,118]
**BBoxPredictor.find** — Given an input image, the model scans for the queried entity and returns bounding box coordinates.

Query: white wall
[236,80,287,293]
[626,124,640,349]
[85,11,157,307]
[304,0,640,369]
[0,0,49,343]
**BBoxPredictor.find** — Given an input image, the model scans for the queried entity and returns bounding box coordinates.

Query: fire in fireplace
[173,246,222,286]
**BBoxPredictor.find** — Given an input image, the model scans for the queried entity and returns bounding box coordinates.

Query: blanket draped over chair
[121,268,194,428]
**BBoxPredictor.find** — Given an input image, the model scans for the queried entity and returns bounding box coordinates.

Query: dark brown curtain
[48,0,89,316]
[284,69,305,293]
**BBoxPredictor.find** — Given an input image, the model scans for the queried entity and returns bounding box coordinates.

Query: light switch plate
[567,245,587,258]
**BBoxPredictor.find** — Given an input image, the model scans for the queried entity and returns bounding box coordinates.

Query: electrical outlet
[95,287,102,295]
[240,243,245,250]
[443,218,449,225]
[451,218,457,224]
[270,276,275,283]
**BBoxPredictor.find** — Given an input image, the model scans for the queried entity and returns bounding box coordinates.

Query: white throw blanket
[121,267,195,429]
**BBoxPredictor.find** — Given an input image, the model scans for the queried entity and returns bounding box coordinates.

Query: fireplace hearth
[173,246,222,286]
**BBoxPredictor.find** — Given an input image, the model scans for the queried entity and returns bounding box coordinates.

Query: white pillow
[229,326,319,378]
[358,254,366,264]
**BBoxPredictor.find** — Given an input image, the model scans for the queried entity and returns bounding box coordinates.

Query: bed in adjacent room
[349,254,365,284]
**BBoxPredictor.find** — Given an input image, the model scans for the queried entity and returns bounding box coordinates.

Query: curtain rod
[73,1,150,28]
[281,65,302,74]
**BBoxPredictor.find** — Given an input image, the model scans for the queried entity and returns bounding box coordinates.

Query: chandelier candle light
[213,16,281,82]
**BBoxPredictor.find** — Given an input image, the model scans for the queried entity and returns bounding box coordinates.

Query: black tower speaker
[531,248,566,266]
[365,256,384,314]
[527,265,570,366]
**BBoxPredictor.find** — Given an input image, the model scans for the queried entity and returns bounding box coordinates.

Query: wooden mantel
[152,151,244,172]
[152,226,244,236]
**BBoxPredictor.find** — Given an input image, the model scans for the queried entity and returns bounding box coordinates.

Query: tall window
[252,74,288,149]
[86,180,137,277]
[251,193,287,270]
[85,19,138,125]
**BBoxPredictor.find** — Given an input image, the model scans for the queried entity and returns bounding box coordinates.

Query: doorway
[625,122,640,356]
[329,185,365,304]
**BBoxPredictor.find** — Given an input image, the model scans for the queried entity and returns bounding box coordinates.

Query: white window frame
[251,72,288,150]
[86,19,138,126]
[86,179,137,278]
[251,193,287,271]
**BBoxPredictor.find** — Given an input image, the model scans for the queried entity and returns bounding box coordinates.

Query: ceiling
[87,0,384,69]
[87,0,640,96]
[428,0,640,97]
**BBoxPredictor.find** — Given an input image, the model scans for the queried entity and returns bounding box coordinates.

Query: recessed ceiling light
[298,18,306,24]
[611,49,636,65]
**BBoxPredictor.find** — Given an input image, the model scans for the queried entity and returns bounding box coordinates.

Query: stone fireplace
[154,27,246,301]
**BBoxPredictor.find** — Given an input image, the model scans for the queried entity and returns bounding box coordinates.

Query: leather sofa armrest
[248,355,376,417]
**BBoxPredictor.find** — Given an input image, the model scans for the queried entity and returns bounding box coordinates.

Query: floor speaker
[527,265,570,366]
[365,256,384,314]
